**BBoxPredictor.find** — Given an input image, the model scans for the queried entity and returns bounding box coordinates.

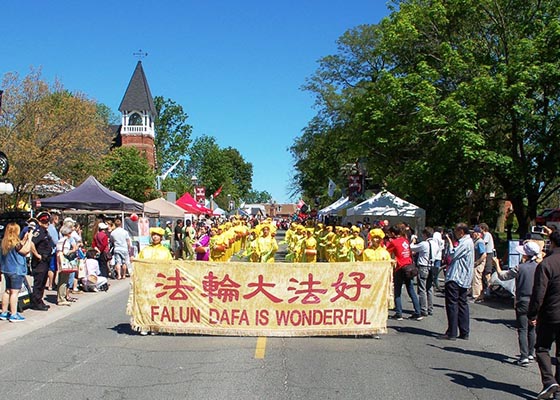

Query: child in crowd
[83,249,109,292]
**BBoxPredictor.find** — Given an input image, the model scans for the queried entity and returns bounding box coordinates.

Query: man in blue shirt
[439,223,474,340]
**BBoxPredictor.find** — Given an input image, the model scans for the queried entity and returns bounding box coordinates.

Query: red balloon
[130,213,139,222]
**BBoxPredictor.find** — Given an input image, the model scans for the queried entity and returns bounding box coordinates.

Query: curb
[0,278,129,347]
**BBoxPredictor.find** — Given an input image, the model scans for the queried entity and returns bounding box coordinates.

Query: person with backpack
[410,227,438,317]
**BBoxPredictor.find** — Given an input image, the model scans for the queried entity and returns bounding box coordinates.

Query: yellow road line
[254,336,267,359]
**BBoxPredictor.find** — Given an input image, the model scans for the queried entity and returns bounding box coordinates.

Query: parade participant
[495,241,540,366]
[194,226,210,261]
[183,219,196,260]
[0,223,32,322]
[439,223,474,340]
[135,227,173,336]
[302,228,318,262]
[348,226,365,262]
[324,226,338,263]
[387,224,422,321]
[363,228,391,261]
[137,227,174,260]
[256,225,278,263]
[528,232,560,399]
[30,211,55,311]
[337,227,351,262]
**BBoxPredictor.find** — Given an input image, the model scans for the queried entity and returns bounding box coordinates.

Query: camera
[532,226,546,235]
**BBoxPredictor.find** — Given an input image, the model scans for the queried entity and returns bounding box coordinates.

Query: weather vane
[133,49,148,60]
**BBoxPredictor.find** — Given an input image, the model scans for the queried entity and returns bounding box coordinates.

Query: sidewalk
[0,278,130,347]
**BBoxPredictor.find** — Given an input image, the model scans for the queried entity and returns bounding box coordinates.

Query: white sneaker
[537,383,559,399]
[139,330,148,336]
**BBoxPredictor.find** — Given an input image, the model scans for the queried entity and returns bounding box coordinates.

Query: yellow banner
[128,260,391,336]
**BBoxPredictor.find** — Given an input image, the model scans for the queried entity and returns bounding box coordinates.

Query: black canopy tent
[39,176,145,212]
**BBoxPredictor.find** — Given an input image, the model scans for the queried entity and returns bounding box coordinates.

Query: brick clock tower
[118,61,157,169]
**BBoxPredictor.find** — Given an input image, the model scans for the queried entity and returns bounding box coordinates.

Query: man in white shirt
[110,218,131,280]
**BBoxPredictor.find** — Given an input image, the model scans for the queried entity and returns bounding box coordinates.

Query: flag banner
[328,178,336,198]
[128,260,391,336]
[212,186,223,198]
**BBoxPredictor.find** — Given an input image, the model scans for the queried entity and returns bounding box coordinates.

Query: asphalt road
[0,238,546,400]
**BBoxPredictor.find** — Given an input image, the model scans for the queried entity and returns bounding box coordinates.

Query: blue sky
[2,1,391,203]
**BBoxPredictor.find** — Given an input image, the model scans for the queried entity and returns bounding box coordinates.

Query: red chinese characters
[287,273,327,304]
[155,269,195,300]
[242,274,283,303]
[202,272,241,303]
[330,272,371,302]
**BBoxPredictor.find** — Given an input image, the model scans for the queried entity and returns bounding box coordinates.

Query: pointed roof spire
[118,61,156,115]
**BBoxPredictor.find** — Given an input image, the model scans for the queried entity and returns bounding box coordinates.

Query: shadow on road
[432,367,537,399]
[110,323,136,335]
[429,343,515,364]
[389,325,441,338]
[474,317,517,330]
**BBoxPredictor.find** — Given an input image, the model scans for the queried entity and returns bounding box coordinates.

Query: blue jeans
[394,267,421,316]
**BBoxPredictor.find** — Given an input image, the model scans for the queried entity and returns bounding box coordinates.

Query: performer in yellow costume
[363,228,391,261]
[137,227,173,261]
[324,226,338,263]
[302,228,318,262]
[256,225,278,263]
[337,227,351,262]
[347,226,365,262]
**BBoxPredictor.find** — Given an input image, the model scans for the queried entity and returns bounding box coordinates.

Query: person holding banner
[138,228,173,261]
[363,228,391,261]
[134,227,172,336]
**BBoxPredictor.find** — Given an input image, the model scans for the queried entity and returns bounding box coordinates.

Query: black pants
[535,322,560,387]
[444,281,470,338]
[31,260,49,306]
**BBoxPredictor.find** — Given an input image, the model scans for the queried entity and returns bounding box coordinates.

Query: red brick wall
[121,135,156,169]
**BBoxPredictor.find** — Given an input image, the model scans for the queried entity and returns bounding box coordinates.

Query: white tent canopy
[344,191,426,233]
[318,196,354,216]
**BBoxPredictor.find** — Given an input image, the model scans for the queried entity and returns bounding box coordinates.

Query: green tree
[153,96,193,193]
[244,189,273,204]
[188,135,253,209]
[101,147,156,202]
[294,0,560,233]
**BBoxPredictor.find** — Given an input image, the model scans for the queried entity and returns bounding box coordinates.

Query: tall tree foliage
[101,147,156,202]
[188,135,253,209]
[293,0,560,233]
[153,96,192,193]
[0,69,111,209]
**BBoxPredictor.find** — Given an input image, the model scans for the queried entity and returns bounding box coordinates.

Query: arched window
[129,112,143,126]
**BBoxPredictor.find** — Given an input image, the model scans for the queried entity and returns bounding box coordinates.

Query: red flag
[212,186,223,198]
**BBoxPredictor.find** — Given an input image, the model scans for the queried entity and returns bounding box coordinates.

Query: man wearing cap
[528,232,560,399]
[30,211,55,311]
[495,241,540,366]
